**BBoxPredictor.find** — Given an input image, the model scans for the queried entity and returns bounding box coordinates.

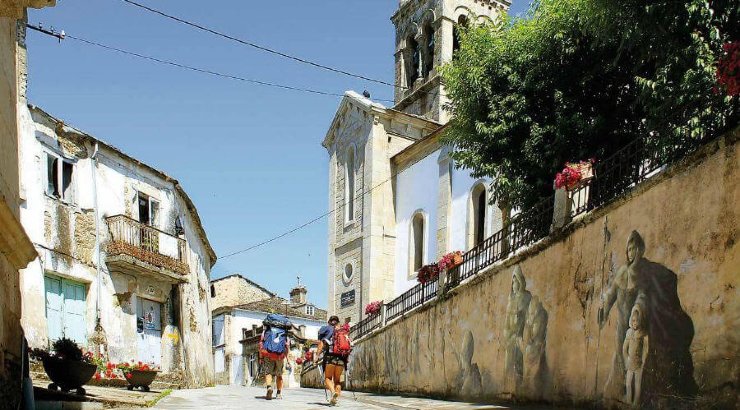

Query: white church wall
[394,150,440,296]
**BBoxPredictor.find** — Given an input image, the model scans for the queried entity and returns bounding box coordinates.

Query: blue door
[44,275,87,346]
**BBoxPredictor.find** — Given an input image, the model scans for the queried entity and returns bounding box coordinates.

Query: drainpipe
[91,142,103,331]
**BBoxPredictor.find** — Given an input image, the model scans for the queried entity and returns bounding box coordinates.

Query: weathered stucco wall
[347,132,739,408]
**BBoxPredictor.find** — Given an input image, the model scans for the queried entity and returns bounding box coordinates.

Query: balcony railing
[105,214,188,275]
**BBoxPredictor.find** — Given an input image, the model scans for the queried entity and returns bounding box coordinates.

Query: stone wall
[209,275,272,311]
[347,131,739,409]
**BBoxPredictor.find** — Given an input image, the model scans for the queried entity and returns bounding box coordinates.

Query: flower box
[364,300,383,315]
[438,251,463,271]
[555,160,595,190]
[417,264,440,284]
[124,370,159,392]
[42,357,97,395]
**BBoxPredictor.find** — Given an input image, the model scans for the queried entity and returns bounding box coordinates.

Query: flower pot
[124,370,158,392]
[42,357,97,395]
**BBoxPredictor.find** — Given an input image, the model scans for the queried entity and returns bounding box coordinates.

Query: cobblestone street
[151,385,540,409]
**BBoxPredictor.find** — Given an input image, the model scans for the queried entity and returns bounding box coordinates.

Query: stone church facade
[323,0,509,323]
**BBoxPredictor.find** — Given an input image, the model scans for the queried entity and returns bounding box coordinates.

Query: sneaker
[330,392,339,406]
[266,386,273,400]
[276,390,282,399]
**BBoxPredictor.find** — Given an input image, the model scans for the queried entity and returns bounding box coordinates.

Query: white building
[19,105,217,386]
[210,276,326,386]
[323,0,509,322]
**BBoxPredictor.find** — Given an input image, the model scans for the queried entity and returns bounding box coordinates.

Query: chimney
[289,286,307,305]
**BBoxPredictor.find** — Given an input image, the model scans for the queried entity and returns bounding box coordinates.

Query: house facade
[210,276,326,386]
[18,106,217,386]
[0,1,55,406]
[323,0,508,322]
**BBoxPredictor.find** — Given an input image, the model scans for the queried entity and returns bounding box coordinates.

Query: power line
[120,0,405,90]
[218,128,443,259]
[27,24,394,102]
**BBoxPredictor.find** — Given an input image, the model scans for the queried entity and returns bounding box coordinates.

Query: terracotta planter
[42,357,97,395]
[125,370,158,392]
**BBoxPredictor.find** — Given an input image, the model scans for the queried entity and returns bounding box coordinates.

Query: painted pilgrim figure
[623,303,648,406]
[504,265,531,391]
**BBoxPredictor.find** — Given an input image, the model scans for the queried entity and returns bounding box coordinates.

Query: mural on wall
[459,330,482,397]
[598,230,697,406]
[504,266,548,396]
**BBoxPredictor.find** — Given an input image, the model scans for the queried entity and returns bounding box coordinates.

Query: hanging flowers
[438,251,463,271]
[554,160,595,190]
[364,300,383,315]
[417,264,440,284]
[717,42,740,96]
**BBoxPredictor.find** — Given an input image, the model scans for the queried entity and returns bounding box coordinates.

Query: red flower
[94,372,101,380]
[717,42,740,96]
[125,373,132,379]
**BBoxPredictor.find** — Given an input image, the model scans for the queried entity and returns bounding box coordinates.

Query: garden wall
[344,131,739,408]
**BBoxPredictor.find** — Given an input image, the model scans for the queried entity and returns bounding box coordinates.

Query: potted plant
[30,338,97,395]
[555,160,595,190]
[117,361,159,391]
[364,300,383,315]
[438,251,463,271]
[417,263,440,284]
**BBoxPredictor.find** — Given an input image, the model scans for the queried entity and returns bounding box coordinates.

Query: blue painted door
[44,275,87,346]
[136,297,162,366]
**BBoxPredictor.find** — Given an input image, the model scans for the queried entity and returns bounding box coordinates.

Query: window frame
[45,151,76,204]
[408,211,427,278]
[137,191,161,228]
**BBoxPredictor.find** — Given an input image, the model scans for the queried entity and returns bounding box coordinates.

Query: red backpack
[331,326,352,358]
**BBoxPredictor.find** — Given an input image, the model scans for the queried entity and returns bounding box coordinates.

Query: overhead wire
[217,127,444,259]
[120,0,406,90]
[27,23,395,102]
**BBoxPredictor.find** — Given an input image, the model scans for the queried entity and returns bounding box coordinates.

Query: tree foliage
[440,0,738,210]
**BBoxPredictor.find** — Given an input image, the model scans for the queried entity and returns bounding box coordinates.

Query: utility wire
[27,23,394,102]
[121,0,405,90]
[218,127,444,259]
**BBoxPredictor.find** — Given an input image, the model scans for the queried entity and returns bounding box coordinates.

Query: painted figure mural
[623,303,649,406]
[504,266,548,396]
[459,330,482,397]
[598,230,697,406]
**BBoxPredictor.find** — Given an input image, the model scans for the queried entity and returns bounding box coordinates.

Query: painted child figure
[623,303,649,406]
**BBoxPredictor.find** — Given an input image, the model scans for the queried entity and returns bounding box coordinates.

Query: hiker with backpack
[316,315,353,406]
[259,313,295,400]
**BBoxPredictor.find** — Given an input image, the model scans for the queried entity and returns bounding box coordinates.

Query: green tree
[441,0,738,210]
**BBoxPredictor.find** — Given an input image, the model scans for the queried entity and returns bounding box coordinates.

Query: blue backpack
[261,314,292,357]
[262,327,288,356]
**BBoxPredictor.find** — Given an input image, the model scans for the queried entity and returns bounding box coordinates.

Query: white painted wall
[393,151,440,295]
[393,145,500,297]
[216,309,325,385]
[18,106,215,386]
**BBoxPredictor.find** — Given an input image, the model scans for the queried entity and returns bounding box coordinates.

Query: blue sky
[27,0,531,308]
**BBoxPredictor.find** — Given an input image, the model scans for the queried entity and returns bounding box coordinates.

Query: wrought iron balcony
[105,214,189,281]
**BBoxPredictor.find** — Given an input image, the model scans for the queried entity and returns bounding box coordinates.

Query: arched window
[453,15,468,54]
[406,36,420,86]
[422,23,435,77]
[345,147,355,222]
[410,212,425,273]
[469,183,487,247]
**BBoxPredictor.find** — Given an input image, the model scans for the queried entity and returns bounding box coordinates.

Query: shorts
[262,357,285,376]
[324,355,346,368]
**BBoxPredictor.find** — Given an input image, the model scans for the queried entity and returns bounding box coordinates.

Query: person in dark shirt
[316,315,346,406]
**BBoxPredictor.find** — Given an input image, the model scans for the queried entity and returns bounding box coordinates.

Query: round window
[343,264,353,283]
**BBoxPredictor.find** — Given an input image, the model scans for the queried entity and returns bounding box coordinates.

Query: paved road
[152,385,525,409]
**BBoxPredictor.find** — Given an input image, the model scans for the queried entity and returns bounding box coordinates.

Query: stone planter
[42,357,97,395]
[125,370,158,392]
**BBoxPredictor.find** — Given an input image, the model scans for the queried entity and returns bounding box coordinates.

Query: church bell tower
[391,0,509,123]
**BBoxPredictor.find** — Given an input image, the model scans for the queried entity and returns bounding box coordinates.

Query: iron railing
[568,134,706,219]
[447,197,554,289]
[106,214,188,274]
[349,311,383,340]
[350,128,728,341]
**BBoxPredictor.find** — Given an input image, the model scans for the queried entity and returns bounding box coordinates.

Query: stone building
[0,1,55,406]
[323,0,508,322]
[18,105,217,386]
[211,276,326,386]
[209,273,275,311]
